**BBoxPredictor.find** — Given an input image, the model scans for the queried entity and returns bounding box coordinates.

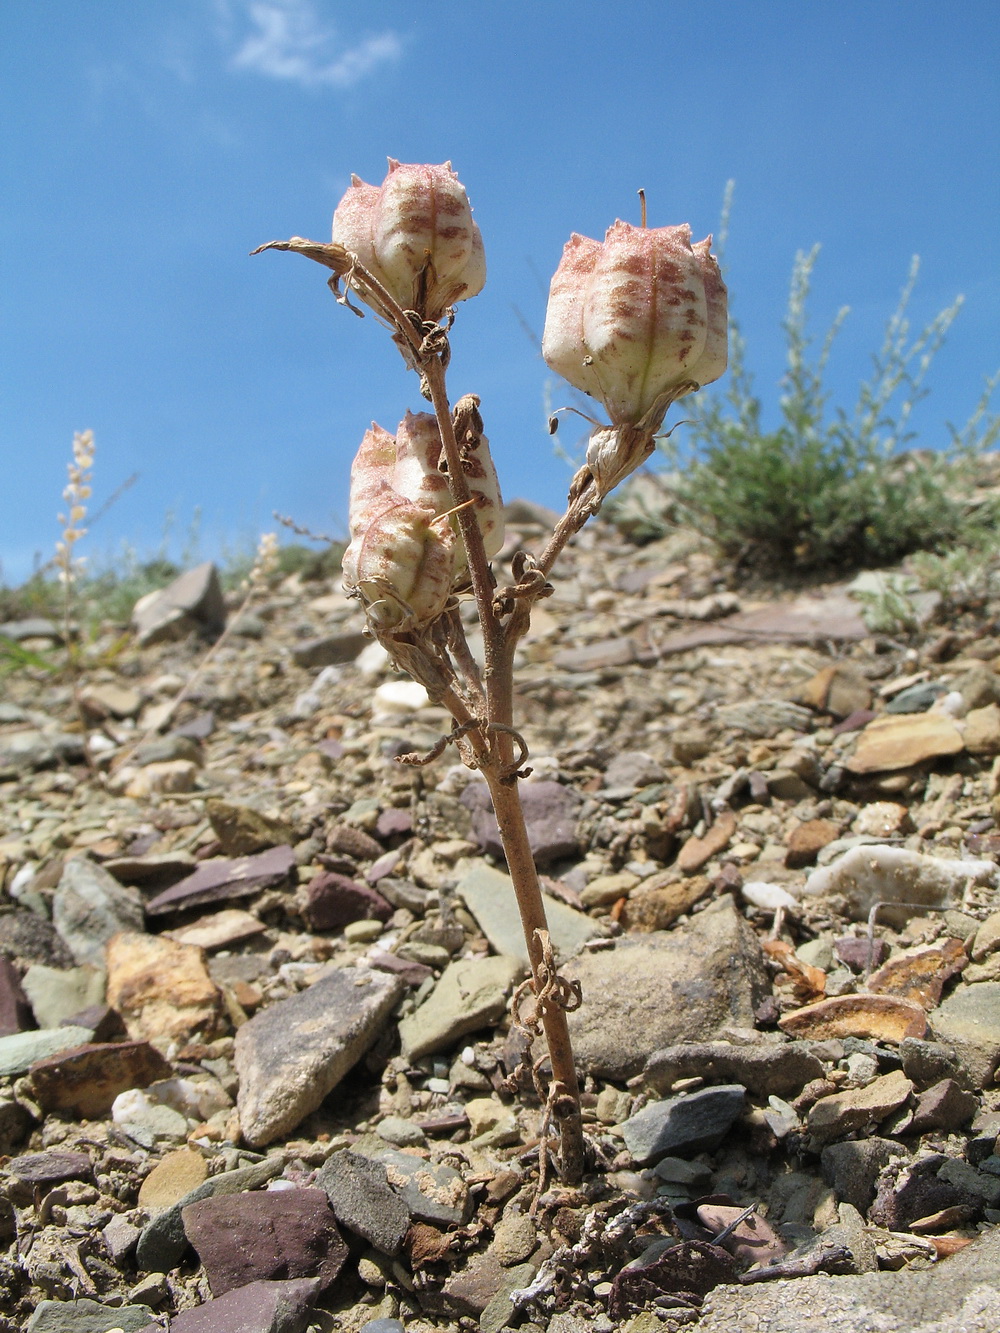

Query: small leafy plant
[640,216,1000,573]
[256,162,729,1180]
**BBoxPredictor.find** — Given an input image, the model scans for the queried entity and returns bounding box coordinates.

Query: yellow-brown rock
[845,713,964,774]
[106,931,226,1044]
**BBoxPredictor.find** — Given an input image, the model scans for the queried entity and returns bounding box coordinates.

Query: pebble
[375,1146,471,1226]
[182,1187,347,1295]
[138,1148,209,1213]
[565,896,768,1079]
[8,1149,92,1185]
[316,1149,410,1255]
[866,937,968,1008]
[0,954,36,1035]
[644,1039,824,1099]
[620,872,713,930]
[0,1024,94,1077]
[676,809,737,873]
[621,1084,746,1163]
[29,1038,173,1118]
[397,954,524,1061]
[105,931,225,1043]
[458,862,602,963]
[461,779,583,866]
[52,857,145,968]
[844,712,964,774]
[135,1277,322,1333]
[929,981,1000,1088]
[235,964,405,1146]
[301,871,392,930]
[131,561,225,646]
[21,961,106,1028]
[779,994,928,1043]
[26,1299,155,1332]
[144,845,297,915]
[807,1069,913,1145]
[205,798,297,856]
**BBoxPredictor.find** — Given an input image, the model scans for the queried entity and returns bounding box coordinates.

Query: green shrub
[648,197,1000,573]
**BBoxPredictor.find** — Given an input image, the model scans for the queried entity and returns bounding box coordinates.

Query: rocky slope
[2,508,1000,1333]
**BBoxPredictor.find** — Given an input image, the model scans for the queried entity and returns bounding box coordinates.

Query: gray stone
[292,630,367,667]
[132,734,201,766]
[899,1036,962,1088]
[820,1137,907,1213]
[930,982,1000,1088]
[131,561,226,646]
[716,698,813,738]
[621,1085,746,1164]
[0,1097,31,1153]
[936,1157,1000,1207]
[644,1039,823,1099]
[885,681,947,713]
[0,1024,93,1077]
[135,1278,322,1333]
[316,1149,410,1255]
[0,728,84,775]
[0,618,61,643]
[479,1261,537,1333]
[397,954,523,1061]
[235,965,404,1147]
[359,1322,406,1333]
[52,858,144,968]
[136,1156,284,1272]
[456,862,602,966]
[803,845,998,923]
[374,1146,471,1226]
[697,1224,1000,1333]
[461,780,583,866]
[27,1299,154,1332]
[21,962,105,1028]
[565,896,769,1080]
[182,1188,347,1296]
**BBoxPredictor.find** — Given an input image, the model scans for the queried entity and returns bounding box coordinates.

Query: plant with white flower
[256,161,727,1184]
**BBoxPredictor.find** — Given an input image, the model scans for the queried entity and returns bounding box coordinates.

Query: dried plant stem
[420,356,585,1182]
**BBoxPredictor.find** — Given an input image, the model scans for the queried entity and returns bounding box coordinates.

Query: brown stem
[483,768,585,1183]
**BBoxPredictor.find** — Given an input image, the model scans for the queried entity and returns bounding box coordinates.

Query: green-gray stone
[456,861,602,965]
[26,1299,154,1332]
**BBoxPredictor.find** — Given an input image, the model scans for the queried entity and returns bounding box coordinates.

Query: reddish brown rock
[799,664,872,718]
[867,937,968,1009]
[106,931,226,1043]
[29,1039,172,1118]
[145,845,297,916]
[182,1187,347,1296]
[620,875,712,931]
[778,993,928,1042]
[301,872,392,931]
[677,811,737,874]
[908,1078,979,1134]
[0,956,35,1036]
[785,818,840,869]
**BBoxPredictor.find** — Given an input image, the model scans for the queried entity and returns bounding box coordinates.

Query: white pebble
[373,680,430,713]
[741,881,800,912]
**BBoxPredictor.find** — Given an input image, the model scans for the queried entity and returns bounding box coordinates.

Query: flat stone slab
[930,981,1000,1088]
[622,1085,747,1164]
[27,1299,155,1332]
[182,1187,347,1296]
[145,845,297,915]
[397,954,524,1061]
[316,1149,410,1255]
[0,1025,94,1078]
[697,1223,1000,1333]
[564,896,769,1080]
[644,1040,824,1099]
[235,965,404,1147]
[135,1277,322,1333]
[456,861,602,965]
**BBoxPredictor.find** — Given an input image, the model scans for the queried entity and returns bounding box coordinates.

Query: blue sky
[2,1,998,586]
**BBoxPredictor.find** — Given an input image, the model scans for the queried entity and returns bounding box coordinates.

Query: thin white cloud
[229,0,401,89]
